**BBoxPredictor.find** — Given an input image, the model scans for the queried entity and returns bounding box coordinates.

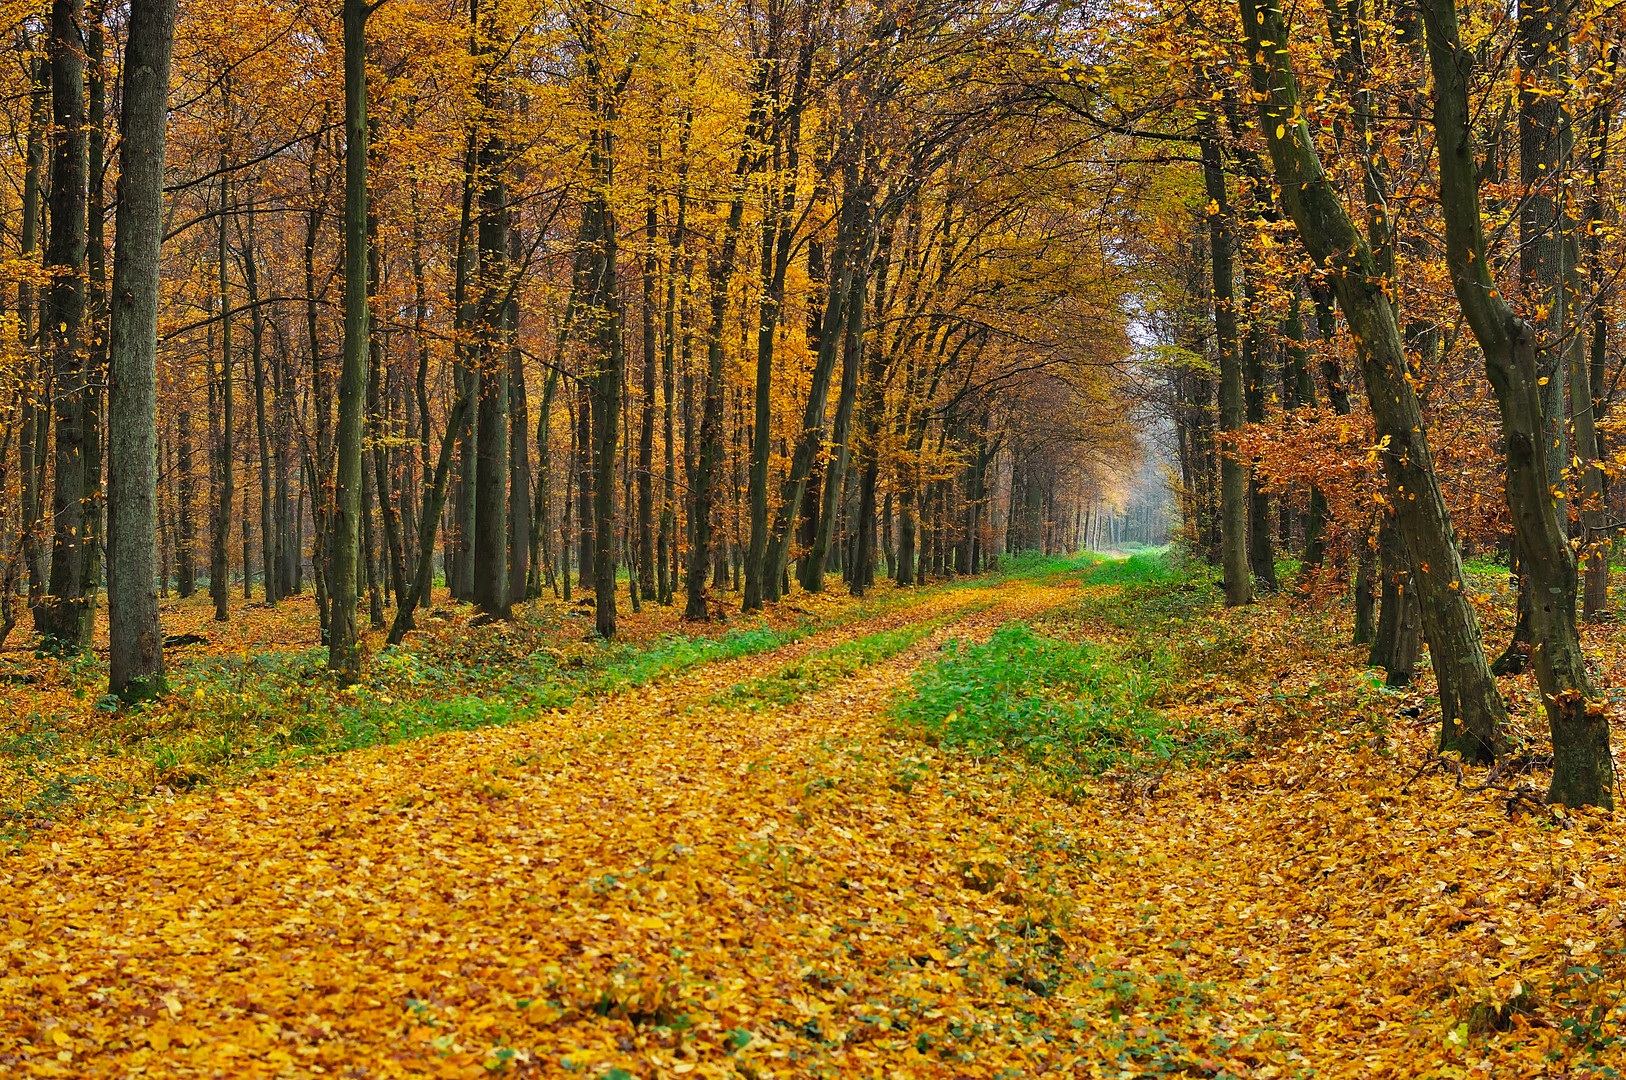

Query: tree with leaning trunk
[1236,0,1507,763]
[1417,0,1613,809]
[107,0,179,698]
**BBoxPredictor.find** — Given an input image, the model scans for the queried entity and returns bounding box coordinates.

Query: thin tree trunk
[211,110,234,624]
[17,41,46,618]
[1198,109,1250,607]
[326,0,374,677]
[638,141,659,607]
[508,237,531,606]
[243,202,277,604]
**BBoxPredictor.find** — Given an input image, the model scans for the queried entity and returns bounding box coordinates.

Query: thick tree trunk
[106,0,177,698]
[40,0,92,648]
[472,120,511,621]
[82,3,107,632]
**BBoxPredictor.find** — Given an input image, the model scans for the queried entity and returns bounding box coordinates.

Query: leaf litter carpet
[3,576,1624,1079]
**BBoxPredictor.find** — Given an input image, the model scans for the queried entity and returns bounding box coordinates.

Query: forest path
[7,568,1624,1079]
[1,573,1096,1079]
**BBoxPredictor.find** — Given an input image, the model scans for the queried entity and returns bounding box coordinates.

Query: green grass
[890,623,1163,784]
[891,551,1233,793]
[6,548,1178,839]
[10,555,1090,838]
[1077,550,1180,586]
[711,607,978,710]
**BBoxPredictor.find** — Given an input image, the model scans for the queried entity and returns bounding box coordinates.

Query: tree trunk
[508,242,531,607]
[176,404,196,596]
[1420,0,1610,806]
[1242,274,1276,590]
[210,125,234,624]
[106,0,177,697]
[637,144,659,607]
[82,2,107,634]
[326,0,373,678]
[243,203,277,604]
[303,138,330,631]
[1243,0,1507,763]
[1198,112,1250,608]
[472,116,510,621]
[686,192,750,618]
[39,0,92,648]
[18,43,46,618]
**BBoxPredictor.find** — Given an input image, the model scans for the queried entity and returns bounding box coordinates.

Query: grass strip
[710,606,980,711]
[4,559,1060,835]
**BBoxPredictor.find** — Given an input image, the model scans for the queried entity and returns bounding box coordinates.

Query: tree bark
[243,203,277,604]
[1241,0,1508,763]
[327,0,374,678]
[39,0,92,648]
[18,43,46,617]
[1197,110,1251,608]
[211,111,234,624]
[1419,0,1611,806]
[106,0,177,698]
[472,124,510,620]
[508,221,531,607]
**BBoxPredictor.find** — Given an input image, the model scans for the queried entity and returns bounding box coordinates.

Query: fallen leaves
[0,565,1622,1078]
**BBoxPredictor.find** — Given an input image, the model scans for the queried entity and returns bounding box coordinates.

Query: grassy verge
[2,562,1052,838]
[710,606,980,711]
[890,551,1234,794]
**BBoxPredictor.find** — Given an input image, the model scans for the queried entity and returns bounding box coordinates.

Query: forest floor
[2,555,1625,1078]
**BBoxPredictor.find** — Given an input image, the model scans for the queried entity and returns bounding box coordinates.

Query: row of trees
[1117,0,1619,807]
[0,2,1146,689]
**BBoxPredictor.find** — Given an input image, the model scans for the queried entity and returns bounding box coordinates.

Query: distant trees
[0,2,1138,684]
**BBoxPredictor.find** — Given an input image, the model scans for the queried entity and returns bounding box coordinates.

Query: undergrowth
[711,606,978,710]
[890,623,1166,788]
[2,560,1057,838]
[891,551,1234,792]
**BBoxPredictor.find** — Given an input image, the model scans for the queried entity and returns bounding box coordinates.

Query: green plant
[890,621,1221,783]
